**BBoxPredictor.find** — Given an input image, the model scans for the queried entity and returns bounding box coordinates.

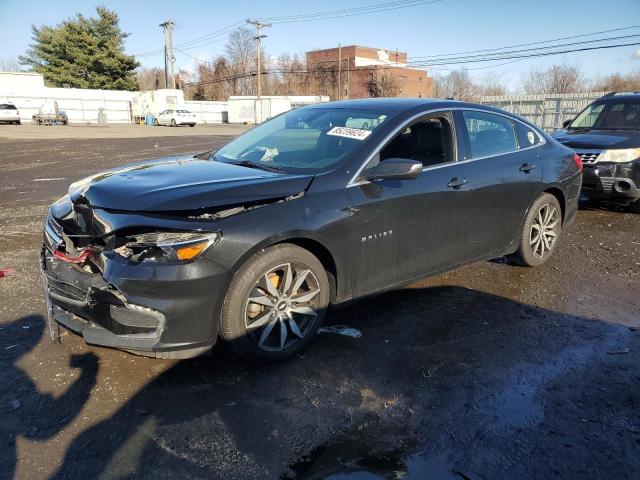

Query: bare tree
[135,67,163,90]
[361,69,402,97]
[522,60,585,94]
[270,52,308,96]
[433,69,478,101]
[592,69,640,92]
[185,56,233,101]
[225,27,256,95]
[309,62,338,98]
[478,72,507,97]
[0,57,23,72]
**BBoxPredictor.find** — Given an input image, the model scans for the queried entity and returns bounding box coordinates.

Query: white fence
[480,92,608,131]
[184,101,228,124]
[227,96,330,124]
[3,93,134,124]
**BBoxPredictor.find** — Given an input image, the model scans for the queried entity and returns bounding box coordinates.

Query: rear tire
[189,123,196,127]
[153,118,159,126]
[171,119,177,127]
[220,244,330,362]
[629,200,640,214]
[508,193,562,267]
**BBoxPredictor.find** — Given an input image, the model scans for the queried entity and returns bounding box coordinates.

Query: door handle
[447,177,468,189]
[519,163,536,173]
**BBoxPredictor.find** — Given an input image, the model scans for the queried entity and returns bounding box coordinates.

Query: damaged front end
[41,181,309,359]
[41,195,228,359]
[40,152,316,358]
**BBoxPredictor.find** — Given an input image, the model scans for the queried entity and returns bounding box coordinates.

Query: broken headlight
[115,231,221,263]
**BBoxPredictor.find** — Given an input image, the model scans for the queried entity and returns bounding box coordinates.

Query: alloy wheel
[530,203,559,259]
[244,263,321,351]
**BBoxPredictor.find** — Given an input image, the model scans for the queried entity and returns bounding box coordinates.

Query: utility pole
[337,44,342,100]
[160,20,175,89]
[246,19,271,121]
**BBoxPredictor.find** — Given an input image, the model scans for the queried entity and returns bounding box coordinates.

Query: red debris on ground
[0,268,17,278]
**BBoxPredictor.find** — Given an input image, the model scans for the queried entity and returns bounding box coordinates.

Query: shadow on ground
[0,316,98,480]
[3,286,639,480]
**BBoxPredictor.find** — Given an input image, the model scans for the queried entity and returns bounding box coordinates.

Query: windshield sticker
[327,126,372,140]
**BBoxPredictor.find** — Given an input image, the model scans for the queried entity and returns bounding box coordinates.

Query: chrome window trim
[346,106,547,188]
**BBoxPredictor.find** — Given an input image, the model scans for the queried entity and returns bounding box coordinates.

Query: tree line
[432,60,640,101]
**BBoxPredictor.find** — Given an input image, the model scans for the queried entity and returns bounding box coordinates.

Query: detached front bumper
[581,161,640,203]
[41,246,230,359]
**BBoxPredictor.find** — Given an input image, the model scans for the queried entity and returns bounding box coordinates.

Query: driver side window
[379,114,455,168]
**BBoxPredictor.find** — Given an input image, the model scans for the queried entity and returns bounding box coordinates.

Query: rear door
[454,109,544,258]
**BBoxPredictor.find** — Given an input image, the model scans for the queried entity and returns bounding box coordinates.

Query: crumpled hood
[68,156,314,212]
[551,129,640,150]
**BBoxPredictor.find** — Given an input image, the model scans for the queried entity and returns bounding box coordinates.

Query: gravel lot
[0,125,638,480]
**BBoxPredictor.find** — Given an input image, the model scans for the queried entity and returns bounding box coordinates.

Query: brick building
[306,45,433,99]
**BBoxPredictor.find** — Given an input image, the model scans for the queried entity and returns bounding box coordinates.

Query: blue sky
[1,0,639,90]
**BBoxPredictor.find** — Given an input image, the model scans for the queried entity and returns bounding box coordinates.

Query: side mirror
[562,119,572,128]
[365,158,423,181]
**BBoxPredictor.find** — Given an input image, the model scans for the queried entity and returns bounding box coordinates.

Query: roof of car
[309,97,461,112]
[597,93,640,103]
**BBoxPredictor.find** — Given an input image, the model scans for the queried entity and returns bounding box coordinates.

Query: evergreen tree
[19,7,139,90]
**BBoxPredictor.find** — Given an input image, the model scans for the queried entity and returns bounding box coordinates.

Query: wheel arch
[543,186,566,224]
[227,233,339,303]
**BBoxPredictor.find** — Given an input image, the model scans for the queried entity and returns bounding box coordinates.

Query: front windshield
[570,101,640,130]
[214,107,390,173]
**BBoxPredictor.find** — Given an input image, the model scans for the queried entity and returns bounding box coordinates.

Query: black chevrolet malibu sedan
[42,99,582,361]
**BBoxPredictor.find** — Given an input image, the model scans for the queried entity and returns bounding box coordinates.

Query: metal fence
[480,92,608,131]
[2,94,134,124]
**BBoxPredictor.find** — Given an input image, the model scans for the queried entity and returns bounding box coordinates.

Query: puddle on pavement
[287,337,616,480]
[287,440,472,480]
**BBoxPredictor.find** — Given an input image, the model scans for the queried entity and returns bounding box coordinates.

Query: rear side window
[515,122,541,148]
[0,104,17,110]
[462,111,517,158]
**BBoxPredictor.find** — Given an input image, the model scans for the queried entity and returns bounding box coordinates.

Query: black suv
[552,92,640,211]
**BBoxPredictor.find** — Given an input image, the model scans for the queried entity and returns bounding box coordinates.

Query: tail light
[16,110,20,116]
[572,153,583,172]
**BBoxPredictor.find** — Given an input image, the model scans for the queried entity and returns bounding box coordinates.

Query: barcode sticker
[326,126,372,140]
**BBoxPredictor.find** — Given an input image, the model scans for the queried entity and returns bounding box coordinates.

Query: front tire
[153,118,159,126]
[220,244,330,362]
[509,193,562,267]
[170,119,177,127]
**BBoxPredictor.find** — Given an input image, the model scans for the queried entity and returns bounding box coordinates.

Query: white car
[154,109,197,127]
[0,103,21,125]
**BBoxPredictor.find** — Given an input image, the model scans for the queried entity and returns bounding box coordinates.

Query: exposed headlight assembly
[115,231,221,263]
[598,148,640,164]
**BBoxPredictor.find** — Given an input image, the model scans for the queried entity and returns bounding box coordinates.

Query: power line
[263,0,442,23]
[133,0,443,57]
[406,33,640,66]
[134,21,243,57]
[408,25,640,60]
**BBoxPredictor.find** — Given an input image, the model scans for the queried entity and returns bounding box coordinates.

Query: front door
[347,111,479,297]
